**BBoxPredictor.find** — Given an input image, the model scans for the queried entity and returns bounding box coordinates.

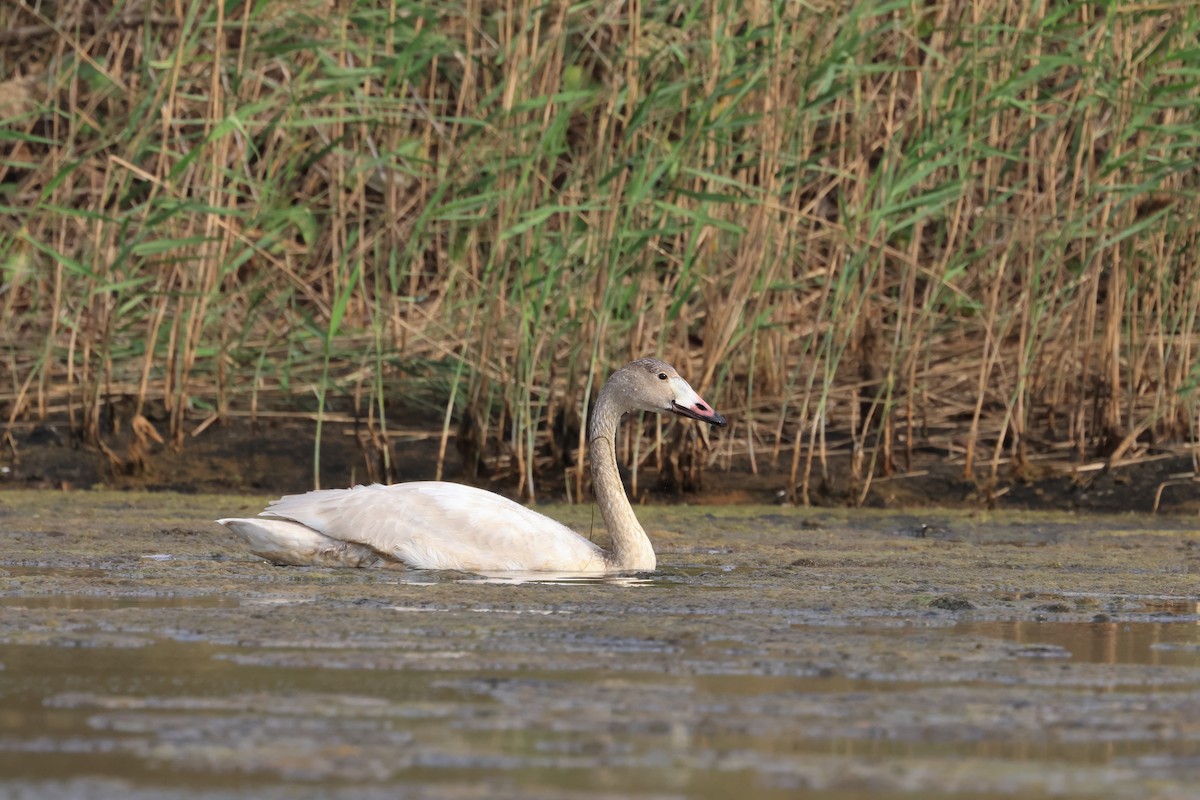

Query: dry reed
[2,0,1199,501]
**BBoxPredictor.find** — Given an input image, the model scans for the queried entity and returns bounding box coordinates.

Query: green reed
[1,0,1198,500]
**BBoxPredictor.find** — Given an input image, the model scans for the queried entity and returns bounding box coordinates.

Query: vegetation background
[2,0,1199,504]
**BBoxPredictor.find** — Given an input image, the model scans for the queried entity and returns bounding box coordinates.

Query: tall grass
[2,0,1199,500]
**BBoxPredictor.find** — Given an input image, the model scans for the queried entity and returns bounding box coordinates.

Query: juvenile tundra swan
[218,358,726,573]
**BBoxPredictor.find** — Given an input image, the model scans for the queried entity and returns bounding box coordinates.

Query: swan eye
[657,372,668,381]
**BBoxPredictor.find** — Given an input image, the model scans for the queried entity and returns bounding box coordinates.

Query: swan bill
[671,399,727,427]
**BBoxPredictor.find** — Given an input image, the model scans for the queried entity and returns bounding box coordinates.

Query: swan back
[260,482,606,572]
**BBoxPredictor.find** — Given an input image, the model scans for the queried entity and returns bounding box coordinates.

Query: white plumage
[219,358,726,574]
[223,482,604,571]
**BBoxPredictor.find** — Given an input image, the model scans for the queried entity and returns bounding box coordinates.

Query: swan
[218,358,726,573]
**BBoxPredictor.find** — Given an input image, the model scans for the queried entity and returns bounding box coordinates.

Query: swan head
[616,358,727,427]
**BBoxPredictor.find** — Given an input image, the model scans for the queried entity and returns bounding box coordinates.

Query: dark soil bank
[4,416,1199,514]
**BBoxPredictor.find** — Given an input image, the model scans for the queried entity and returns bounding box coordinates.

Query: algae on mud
[0,489,1198,799]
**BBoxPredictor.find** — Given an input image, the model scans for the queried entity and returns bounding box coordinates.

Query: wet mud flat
[0,491,1198,799]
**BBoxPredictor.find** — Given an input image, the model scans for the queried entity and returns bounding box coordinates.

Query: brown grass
[1,0,1199,500]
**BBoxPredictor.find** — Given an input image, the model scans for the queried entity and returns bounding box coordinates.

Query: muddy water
[0,492,1198,799]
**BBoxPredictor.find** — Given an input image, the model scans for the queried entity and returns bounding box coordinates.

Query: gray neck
[589,384,656,572]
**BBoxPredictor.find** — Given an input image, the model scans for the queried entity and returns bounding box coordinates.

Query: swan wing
[217,517,388,568]
[260,482,606,572]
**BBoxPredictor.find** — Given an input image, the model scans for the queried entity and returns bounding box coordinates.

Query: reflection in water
[2,577,1199,799]
[4,628,1195,796]
[3,622,1199,800]
[389,565,723,588]
[956,619,1200,668]
[454,571,656,586]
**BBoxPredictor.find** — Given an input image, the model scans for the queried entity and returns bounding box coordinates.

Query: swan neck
[589,387,655,571]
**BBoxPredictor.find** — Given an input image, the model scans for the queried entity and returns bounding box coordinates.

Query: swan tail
[217,517,392,568]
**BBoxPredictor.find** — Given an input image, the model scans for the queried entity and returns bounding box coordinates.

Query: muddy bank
[0,491,1198,798]
[4,416,1199,514]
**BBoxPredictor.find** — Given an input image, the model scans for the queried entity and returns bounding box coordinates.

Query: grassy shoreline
[2,0,1199,501]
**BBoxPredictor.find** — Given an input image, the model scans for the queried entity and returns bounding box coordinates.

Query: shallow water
[0,491,1198,799]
